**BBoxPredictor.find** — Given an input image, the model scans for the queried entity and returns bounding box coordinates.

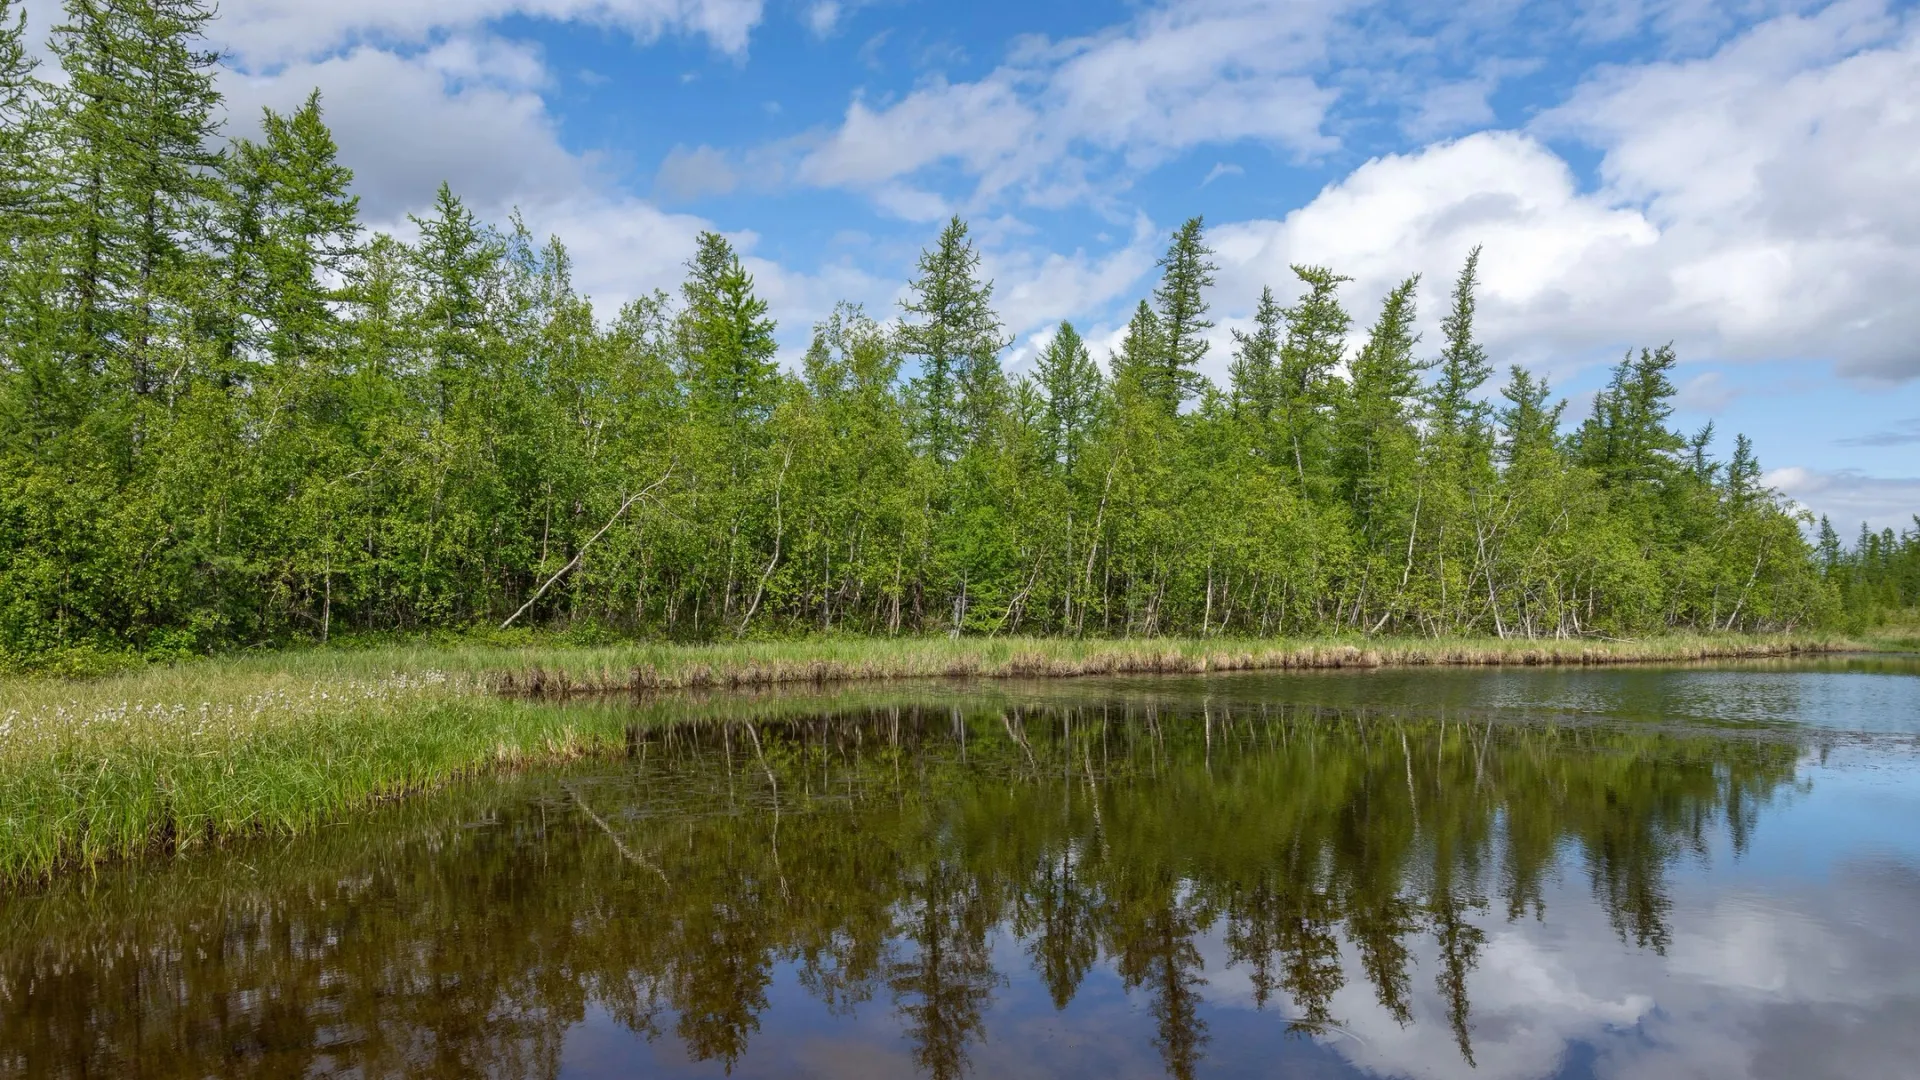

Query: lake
[3,656,1919,1079]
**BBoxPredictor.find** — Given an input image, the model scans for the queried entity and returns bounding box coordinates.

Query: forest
[0,0,1908,669]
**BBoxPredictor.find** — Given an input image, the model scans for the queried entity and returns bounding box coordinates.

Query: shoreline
[489,635,1849,696]
[0,633,1881,885]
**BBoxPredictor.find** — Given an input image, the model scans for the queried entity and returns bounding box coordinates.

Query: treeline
[1818,516,1920,626]
[0,0,1835,662]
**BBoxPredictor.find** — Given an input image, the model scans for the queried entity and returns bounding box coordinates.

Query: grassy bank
[0,632,1855,884]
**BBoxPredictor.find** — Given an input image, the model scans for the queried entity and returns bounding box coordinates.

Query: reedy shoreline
[0,632,1872,885]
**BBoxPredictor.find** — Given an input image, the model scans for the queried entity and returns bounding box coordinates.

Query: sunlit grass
[0,630,1852,884]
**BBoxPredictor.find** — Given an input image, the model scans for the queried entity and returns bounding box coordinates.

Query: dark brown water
[4,657,1920,1079]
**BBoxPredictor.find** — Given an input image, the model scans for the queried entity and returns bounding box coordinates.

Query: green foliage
[1822,515,1920,630]
[0,2,1849,666]
[1147,216,1216,413]
[899,216,1006,463]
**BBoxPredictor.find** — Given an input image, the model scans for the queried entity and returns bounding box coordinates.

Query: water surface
[4,657,1920,1079]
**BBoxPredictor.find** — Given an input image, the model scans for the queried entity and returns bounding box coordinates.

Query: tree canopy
[0,0,1858,665]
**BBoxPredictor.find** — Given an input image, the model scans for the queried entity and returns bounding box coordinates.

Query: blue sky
[24,0,1918,529]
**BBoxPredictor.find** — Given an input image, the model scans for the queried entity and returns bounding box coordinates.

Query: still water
[4,657,1920,1079]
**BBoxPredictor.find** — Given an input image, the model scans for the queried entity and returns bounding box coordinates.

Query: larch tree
[899,216,1005,463]
[1149,216,1215,414]
[1274,264,1351,492]
[1429,246,1494,461]
[1227,285,1282,427]
[1334,276,1422,537]
[1034,321,1103,478]
[47,0,223,399]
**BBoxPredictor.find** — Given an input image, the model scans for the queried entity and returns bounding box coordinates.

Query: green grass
[0,631,1854,885]
[1856,612,1920,652]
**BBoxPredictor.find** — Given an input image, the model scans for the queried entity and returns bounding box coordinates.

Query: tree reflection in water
[0,694,1804,1079]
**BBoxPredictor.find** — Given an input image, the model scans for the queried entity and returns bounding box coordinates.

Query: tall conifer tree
[1335,276,1421,524]
[1035,321,1102,477]
[1430,246,1493,455]
[0,0,41,225]
[1275,265,1351,490]
[1110,300,1164,396]
[899,216,1004,462]
[1228,285,1282,425]
[680,230,778,433]
[1149,216,1214,413]
[48,0,223,396]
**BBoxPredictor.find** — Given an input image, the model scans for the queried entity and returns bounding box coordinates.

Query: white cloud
[1208,131,1659,384]
[798,0,1349,207]
[1201,162,1244,186]
[654,144,740,202]
[1403,59,1541,140]
[1542,0,1920,379]
[987,216,1164,363]
[1572,0,1831,50]
[211,0,767,66]
[871,184,953,223]
[1198,1,1920,386]
[804,1,841,37]
[1674,370,1738,413]
[224,41,590,222]
[1767,467,1920,531]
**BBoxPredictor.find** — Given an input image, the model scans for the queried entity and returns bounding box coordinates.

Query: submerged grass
[0,631,1853,884]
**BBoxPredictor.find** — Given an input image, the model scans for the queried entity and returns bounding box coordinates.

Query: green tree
[1227,285,1282,425]
[1148,216,1215,413]
[1274,265,1351,491]
[680,230,779,434]
[1429,246,1493,456]
[47,0,224,398]
[899,216,1006,462]
[1033,321,1103,478]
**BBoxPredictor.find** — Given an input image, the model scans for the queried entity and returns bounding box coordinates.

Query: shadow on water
[2,668,1918,1079]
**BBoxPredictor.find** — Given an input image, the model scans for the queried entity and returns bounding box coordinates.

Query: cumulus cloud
[1767,467,1920,531]
[797,0,1349,206]
[1197,1,1920,386]
[1541,0,1920,380]
[1208,131,1659,382]
[224,41,589,223]
[986,215,1164,362]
